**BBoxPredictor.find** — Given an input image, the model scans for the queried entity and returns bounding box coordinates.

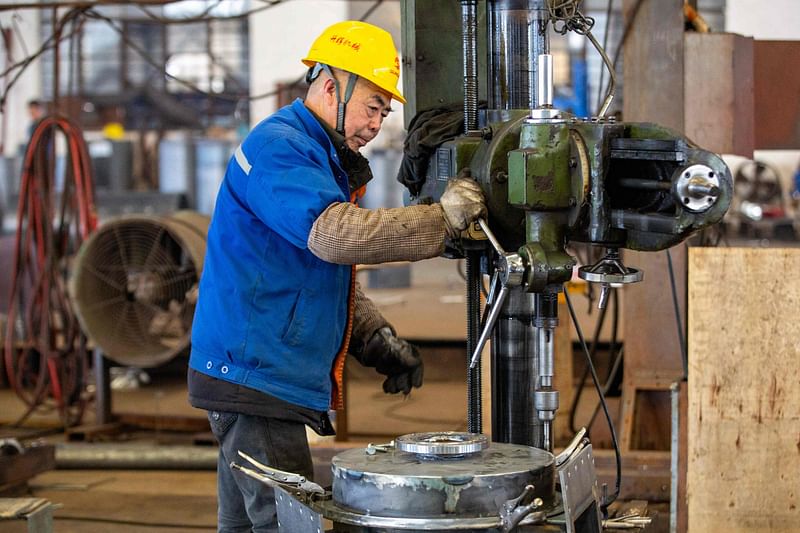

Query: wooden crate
[687,248,800,532]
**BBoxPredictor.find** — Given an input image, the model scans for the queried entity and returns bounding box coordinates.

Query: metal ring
[395,432,489,456]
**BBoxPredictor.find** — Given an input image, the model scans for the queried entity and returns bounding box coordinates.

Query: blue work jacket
[189,99,352,412]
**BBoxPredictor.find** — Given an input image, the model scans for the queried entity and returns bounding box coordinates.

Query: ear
[322,78,338,107]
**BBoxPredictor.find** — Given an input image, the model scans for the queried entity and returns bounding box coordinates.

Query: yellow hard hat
[302,21,405,104]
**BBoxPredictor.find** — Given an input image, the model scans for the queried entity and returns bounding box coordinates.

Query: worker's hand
[359,327,424,395]
[440,169,486,238]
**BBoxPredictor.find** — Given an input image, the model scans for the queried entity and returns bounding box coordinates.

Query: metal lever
[602,514,653,529]
[232,450,325,503]
[468,219,524,369]
[365,441,395,455]
[499,484,546,532]
[469,285,509,369]
[555,427,588,467]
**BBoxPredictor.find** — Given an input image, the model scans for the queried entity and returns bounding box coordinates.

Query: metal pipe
[55,443,218,470]
[461,0,479,132]
[491,287,540,446]
[537,53,554,107]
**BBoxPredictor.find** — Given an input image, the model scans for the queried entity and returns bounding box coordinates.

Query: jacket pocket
[207,411,238,439]
[281,289,308,347]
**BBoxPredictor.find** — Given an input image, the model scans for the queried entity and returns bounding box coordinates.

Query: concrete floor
[0,346,665,532]
[0,358,472,532]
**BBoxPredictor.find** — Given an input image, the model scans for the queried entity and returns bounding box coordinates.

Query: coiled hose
[3,115,96,427]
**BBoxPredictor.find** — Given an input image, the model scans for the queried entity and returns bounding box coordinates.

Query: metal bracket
[274,486,325,533]
[558,444,603,533]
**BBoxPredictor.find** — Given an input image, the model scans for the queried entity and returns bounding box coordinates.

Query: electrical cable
[567,291,610,434]
[0,8,86,108]
[0,0,183,11]
[1,0,381,108]
[595,0,614,114]
[666,248,688,379]
[587,345,624,430]
[564,290,621,511]
[547,0,615,117]
[599,0,646,108]
[135,0,286,24]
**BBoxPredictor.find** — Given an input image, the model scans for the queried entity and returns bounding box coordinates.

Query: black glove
[356,327,424,395]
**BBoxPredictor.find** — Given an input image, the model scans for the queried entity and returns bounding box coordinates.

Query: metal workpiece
[395,432,489,458]
[331,441,555,521]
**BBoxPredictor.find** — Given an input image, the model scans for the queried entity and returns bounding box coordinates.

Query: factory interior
[0,0,798,532]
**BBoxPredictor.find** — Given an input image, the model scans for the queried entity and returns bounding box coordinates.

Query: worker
[187,20,486,532]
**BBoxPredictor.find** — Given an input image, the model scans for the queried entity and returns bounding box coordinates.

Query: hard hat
[302,21,405,104]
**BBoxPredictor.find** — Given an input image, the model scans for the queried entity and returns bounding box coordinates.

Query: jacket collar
[290,98,343,171]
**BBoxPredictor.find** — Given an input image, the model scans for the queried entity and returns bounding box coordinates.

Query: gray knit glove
[440,171,486,237]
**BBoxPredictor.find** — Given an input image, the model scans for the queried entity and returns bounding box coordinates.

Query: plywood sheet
[684,33,754,158]
[687,248,800,532]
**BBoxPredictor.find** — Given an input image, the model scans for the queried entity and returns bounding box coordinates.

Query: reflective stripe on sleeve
[234,144,252,175]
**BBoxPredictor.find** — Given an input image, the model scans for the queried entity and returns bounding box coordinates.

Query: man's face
[341,80,393,153]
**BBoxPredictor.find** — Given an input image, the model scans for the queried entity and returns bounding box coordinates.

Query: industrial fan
[69,211,209,368]
[734,160,783,208]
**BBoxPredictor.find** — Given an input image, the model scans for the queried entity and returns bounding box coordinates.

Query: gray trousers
[207,411,314,533]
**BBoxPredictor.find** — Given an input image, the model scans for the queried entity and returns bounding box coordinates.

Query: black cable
[564,290,621,511]
[587,345,624,430]
[2,0,384,107]
[0,0,183,11]
[666,248,688,379]
[85,9,241,100]
[576,289,621,434]
[0,8,86,107]
[568,292,610,434]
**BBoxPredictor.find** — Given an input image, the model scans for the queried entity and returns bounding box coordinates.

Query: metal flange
[395,432,489,457]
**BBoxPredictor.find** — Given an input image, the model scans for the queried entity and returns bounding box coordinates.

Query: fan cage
[70,212,209,367]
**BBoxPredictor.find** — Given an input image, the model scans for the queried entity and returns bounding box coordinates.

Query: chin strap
[313,63,358,134]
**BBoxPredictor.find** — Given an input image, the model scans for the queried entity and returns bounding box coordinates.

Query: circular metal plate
[578,265,643,284]
[395,432,489,457]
